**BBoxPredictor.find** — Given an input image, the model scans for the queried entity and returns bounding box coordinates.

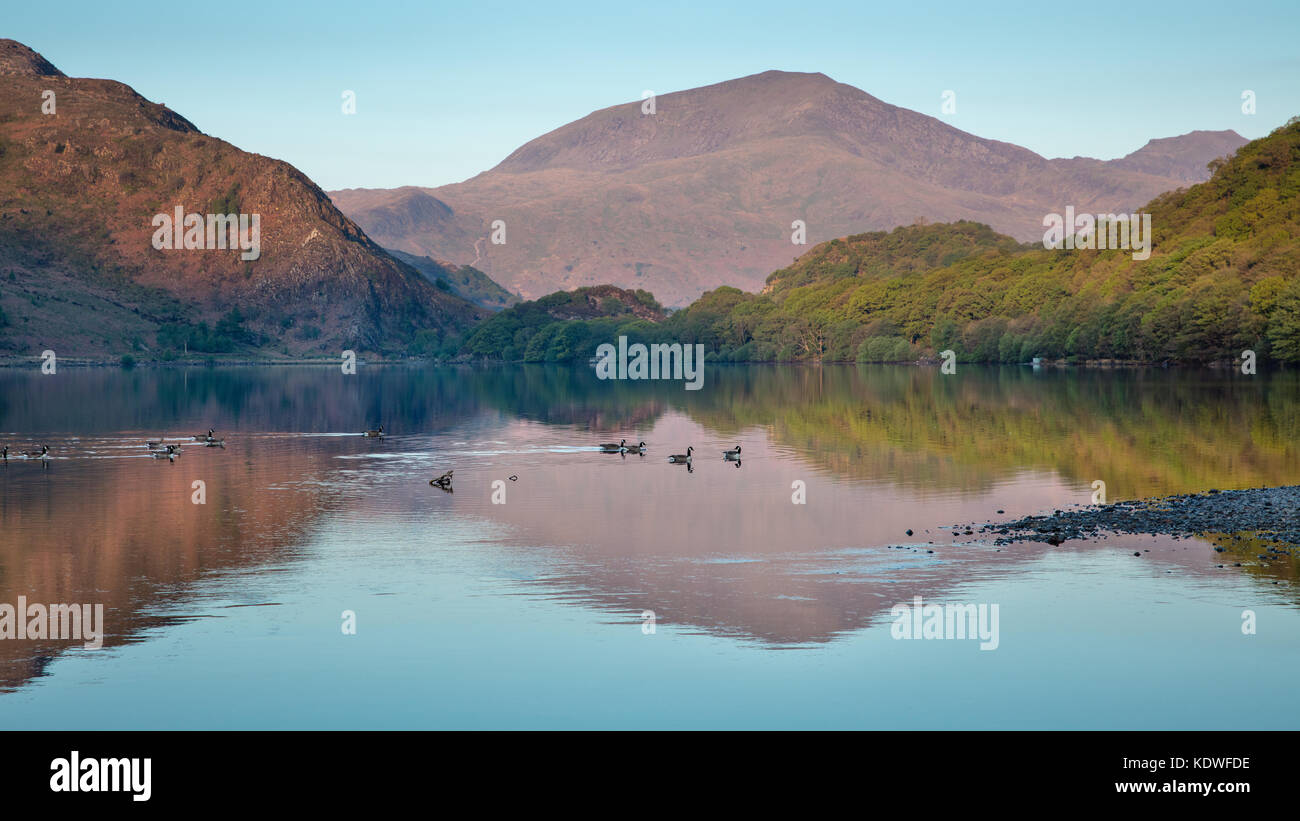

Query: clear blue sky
[7,0,1298,190]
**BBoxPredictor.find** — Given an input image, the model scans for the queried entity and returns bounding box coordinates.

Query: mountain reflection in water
[0,365,1296,728]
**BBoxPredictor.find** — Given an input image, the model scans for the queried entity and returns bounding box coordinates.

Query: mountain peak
[0,40,65,78]
[1113,129,1249,181]
[720,68,838,86]
[488,69,888,175]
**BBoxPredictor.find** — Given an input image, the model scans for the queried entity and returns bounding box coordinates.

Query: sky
[6,0,1299,191]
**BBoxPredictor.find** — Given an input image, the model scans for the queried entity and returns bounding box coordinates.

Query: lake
[0,364,1297,729]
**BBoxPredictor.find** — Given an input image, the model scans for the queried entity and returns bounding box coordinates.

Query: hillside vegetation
[462,285,665,362]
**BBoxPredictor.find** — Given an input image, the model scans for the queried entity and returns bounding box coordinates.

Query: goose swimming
[363,425,385,438]
[624,441,648,454]
[599,438,627,453]
[430,470,453,488]
[723,445,741,459]
[667,446,693,464]
[23,445,49,459]
[193,429,215,441]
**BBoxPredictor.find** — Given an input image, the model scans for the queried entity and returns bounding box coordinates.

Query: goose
[23,445,49,459]
[430,470,453,487]
[2,445,7,461]
[193,429,215,441]
[624,441,648,454]
[205,438,226,447]
[151,445,180,459]
[147,439,166,449]
[599,438,627,453]
[363,425,385,438]
[667,446,693,464]
[722,445,742,459]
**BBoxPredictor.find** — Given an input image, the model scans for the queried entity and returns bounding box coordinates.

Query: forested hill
[734,116,1300,364]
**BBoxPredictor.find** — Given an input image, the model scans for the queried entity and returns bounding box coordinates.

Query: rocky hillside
[0,39,484,359]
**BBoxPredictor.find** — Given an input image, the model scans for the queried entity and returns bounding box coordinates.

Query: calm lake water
[0,364,1297,729]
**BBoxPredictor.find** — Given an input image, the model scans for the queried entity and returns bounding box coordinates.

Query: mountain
[455,118,1300,366]
[388,250,518,310]
[0,40,484,359]
[330,70,1246,306]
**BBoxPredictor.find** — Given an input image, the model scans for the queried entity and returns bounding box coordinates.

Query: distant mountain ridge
[331,70,1246,305]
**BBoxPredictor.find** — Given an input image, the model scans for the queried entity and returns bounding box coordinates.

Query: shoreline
[0,356,1280,370]
[982,485,1300,554]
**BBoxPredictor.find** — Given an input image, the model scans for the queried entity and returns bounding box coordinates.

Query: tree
[1266,278,1300,362]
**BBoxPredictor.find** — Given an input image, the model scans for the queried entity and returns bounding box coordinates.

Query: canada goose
[205,439,225,447]
[193,429,215,441]
[147,438,165,449]
[2,445,7,461]
[430,470,453,487]
[363,425,385,438]
[599,438,626,453]
[624,441,648,454]
[151,445,180,459]
[723,445,742,459]
[667,446,693,463]
[23,445,49,459]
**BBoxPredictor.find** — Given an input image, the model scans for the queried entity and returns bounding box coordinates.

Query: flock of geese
[1,428,229,467]
[597,438,741,470]
[5,422,743,483]
[141,429,227,461]
[361,426,745,488]
[1,443,50,464]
